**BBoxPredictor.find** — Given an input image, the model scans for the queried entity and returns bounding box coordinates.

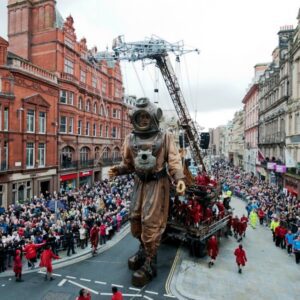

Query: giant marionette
[109,98,186,287]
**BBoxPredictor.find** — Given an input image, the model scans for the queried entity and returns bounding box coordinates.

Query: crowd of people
[0,175,134,279]
[211,160,300,265]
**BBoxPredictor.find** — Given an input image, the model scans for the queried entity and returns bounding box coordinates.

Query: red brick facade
[0,0,132,208]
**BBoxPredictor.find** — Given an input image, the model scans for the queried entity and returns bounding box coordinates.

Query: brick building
[0,0,131,208]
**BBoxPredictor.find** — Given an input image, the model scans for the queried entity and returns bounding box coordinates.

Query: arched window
[86,99,91,112]
[78,97,83,110]
[61,146,75,168]
[112,147,121,161]
[100,105,104,116]
[80,146,90,163]
[102,147,110,161]
[95,147,100,160]
[94,102,97,114]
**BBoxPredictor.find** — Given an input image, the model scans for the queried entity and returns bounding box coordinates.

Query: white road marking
[143,295,153,300]
[164,295,176,298]
[68,280,99,295]
[8,278,12,281]
[123,294,142,297]
[58,279,67,287]
[129,287,141,292]
[2,284,5,287]
[95,280,107,285]
[145,290,158,295]
[66,275,77,279]
[80,278,91,282]
[100,293,112,296]
[38,271,61,277]
[111,283,123,288]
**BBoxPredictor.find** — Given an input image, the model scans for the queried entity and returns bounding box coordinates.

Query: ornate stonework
[22,93,51,107]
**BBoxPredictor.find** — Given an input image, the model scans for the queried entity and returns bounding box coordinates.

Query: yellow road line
[165,246,181,295]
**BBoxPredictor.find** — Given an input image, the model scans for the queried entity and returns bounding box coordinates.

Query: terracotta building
[0,0,131,207]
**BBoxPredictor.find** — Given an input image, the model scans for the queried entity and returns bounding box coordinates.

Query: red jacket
[234,247,247,266]
[76,293,91,300]
[112,291,123,300]
[13,254,22,273]
[23,243,45,260]
[39,249,59,269]
[257,209,265,218]
[99,224,107,236]
[90,226,99,245]
[207,236,218,258]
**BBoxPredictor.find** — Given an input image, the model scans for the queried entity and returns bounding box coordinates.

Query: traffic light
[200,132,210,149]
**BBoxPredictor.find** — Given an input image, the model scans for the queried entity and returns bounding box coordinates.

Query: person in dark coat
[207,235,219,268]
[234,244,247,274]
[65,229,76,256]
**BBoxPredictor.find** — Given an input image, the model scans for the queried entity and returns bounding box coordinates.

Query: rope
[132,62,146,97]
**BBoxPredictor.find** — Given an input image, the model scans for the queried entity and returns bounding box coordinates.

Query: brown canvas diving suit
[116,131,185,258]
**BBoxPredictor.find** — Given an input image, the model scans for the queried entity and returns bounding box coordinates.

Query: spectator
[76,289,91,300]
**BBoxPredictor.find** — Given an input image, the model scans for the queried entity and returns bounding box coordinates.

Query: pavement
[0,222,130,278]
[169,197,300,300]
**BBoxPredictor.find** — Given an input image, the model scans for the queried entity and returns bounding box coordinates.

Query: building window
[106,125,109,138]
[1,141,8,170]
[112,127,117,138]
[78,120,82,135]
[112,109,117,118]
[94,103,97,114]
[85,100,90,112]
[80,70,86,83]
[102,81,107,95]
[295,114,300,134]
[93,123,96,136]
[26,110,35,133]
[38,143,45,167]
[80,147,89,163]
[65,37,74,49]
[4,107,8,131]
[100,105,104,116]
[99,124,103,137]
[39,112,46,134]
[26,143,34,168]
[68,92,74,105]
[92,76,97,88]
[60,116,67,133]
[69,117,74,133]
[60,90,67,103]
[78,97,83,110]
[86,122,90,136]
[64,59,74,75]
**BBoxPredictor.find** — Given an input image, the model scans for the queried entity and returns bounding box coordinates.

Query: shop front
[284,173,300,198]
[60,173,77,192]
[79,170,93,187]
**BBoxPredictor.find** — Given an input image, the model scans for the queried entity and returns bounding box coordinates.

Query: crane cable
[132,62,146,97]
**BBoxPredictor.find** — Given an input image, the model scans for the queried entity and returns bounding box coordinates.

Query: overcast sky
[0,0,299,129]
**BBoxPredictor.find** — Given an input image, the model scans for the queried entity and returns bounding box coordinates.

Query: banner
[257,149,265,162]
[285,148,296,168]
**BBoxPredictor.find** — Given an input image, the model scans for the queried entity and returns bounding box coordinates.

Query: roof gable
[23,94,50,108]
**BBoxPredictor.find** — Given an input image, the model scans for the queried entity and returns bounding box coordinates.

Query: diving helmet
[129,98,163,134]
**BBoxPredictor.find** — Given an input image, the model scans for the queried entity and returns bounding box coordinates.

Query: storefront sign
[79,170,93,177]
[60,173,77,181]
[275,165,286,173]
[267,162,276,170]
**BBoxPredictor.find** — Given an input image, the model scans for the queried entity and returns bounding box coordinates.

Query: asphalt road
[0,233,179,300]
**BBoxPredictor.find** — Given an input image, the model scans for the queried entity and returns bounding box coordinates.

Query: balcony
[259,132,285,144]
[60,160,78,170]
[0,161,7,172]
[100,157,122,166]
[79,159,95,168]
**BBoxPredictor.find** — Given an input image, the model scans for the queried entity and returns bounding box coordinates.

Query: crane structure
[110,35,206,172]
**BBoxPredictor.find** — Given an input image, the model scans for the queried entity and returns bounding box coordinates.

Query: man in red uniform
[39,244,60,281]
[13,249,23,282]
[257,208,265,225]
[90,223,99,255]
[111,286,123,300]
[207,235,219,268]
[76,289,91,300]
[23,240,45,269]
[232,216,239,239]
[240,214,248,239]
[234,244,247,274]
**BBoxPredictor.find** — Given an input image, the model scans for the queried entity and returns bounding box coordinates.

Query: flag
[257,149,265,162]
